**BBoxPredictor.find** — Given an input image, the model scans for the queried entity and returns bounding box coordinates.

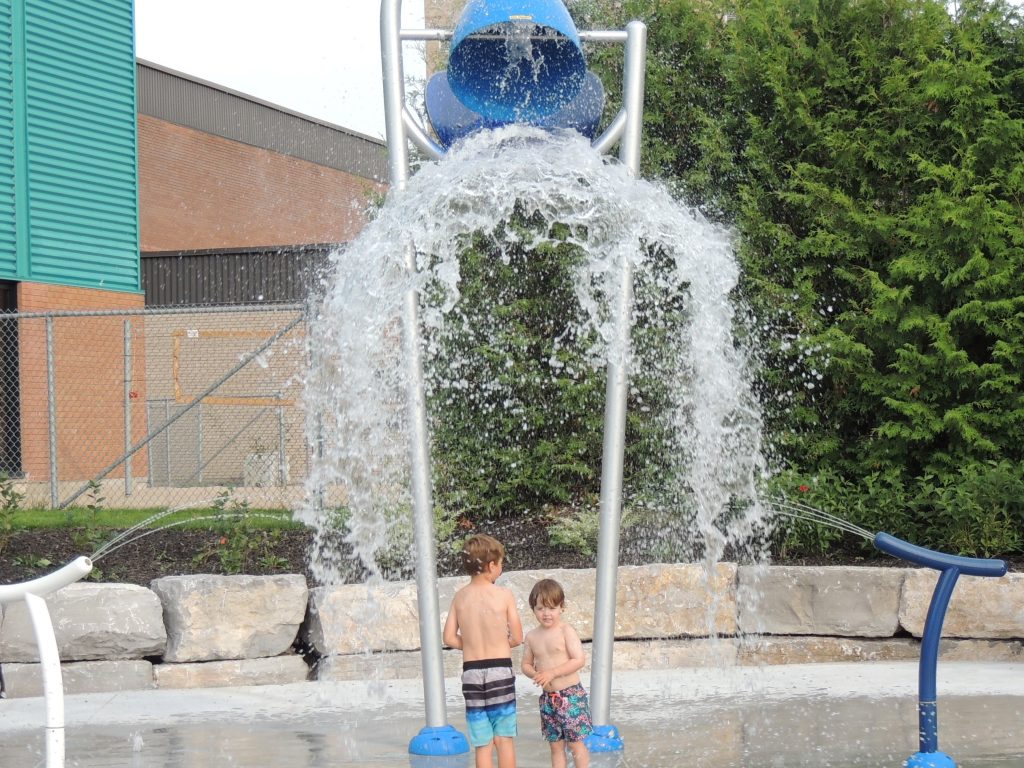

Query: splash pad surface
[2,663,1022,767]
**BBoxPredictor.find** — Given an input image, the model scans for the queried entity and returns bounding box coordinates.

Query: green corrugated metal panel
[0,1,18,278]
[23,0,139,292]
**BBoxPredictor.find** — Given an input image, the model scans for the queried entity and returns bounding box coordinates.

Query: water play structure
[375,1,1010,764]
[1,3,1014,767]
[380,0,648,754]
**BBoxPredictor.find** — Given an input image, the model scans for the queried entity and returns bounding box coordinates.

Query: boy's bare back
[445,580,523,661]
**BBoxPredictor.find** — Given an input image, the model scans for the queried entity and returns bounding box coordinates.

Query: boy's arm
[560,623,587,675]
[521,633,537,677]
[442,601,462,649]
[505,590,524,648]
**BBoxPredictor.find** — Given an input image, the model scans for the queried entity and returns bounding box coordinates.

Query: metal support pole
[24,593,66,768]
[277,401,287,486]
[46,317,58,509]
[123,319,133,496]
[589,20,647,749]
[164,399,171,486]
[382,0,463,756]
[197,403,204,484]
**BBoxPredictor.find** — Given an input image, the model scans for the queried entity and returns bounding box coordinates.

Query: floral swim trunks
[539,682,594,743]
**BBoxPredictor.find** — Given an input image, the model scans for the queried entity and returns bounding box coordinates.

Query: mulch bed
[1,515,1017,587]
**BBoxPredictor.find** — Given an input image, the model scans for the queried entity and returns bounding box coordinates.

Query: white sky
[134,1,426,139]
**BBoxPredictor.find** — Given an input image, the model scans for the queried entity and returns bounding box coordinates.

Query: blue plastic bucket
[426,69,604,149]
[448,0,586,122]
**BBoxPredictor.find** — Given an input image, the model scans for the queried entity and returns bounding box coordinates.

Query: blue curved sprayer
[872,533,1007,768]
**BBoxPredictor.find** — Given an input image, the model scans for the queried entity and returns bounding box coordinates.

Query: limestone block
[900,570,1024,638]
[1,659,154,698]
[611,637,738,669]
[936,638,1023,662]
[316,648,468,682]
[151,574,307,662]
[615,563,736,638]
[303,580,427,656]
[738,636,920,666]
[506,565,736,639]
[738,566,903,637]
[154,654,310,689]
[0,582,166,662]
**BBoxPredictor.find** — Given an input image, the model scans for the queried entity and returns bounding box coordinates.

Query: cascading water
[300,125,770,587]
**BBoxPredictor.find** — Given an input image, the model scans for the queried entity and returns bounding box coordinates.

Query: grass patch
[9,506,306,531]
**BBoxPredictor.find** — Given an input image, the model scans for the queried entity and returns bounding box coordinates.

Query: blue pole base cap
[408,725,470,756]
[906,751,957,768]
[585,724,624,752]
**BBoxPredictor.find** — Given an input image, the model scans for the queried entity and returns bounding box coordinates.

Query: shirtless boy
[521,578,593,768]
[443,534,525,768]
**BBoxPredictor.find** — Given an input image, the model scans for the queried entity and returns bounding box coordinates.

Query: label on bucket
[509,14,533,20]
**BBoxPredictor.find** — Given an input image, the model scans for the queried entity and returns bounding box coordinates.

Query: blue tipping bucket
[426,69,604,148]
[448,0,587,122]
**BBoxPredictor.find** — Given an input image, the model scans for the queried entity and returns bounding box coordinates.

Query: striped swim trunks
[462,657,517,747]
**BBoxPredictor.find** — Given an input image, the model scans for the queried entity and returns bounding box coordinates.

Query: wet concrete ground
[1,662,1023,767]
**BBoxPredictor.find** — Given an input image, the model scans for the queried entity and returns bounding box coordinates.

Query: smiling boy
[521,578,593,768]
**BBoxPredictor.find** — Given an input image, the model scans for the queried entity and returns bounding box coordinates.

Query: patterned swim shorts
[462,658,517,747]
[539,682,594,743]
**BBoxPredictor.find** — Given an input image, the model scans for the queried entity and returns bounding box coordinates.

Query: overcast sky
[134,0,426,139]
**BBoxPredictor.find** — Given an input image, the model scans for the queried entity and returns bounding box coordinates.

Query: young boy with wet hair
[522,578,593,768]
[443,534,525,768]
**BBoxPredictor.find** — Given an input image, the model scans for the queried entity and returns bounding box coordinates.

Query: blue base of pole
[408,725,469,756]
[585,724,624,752]
[906,751,956,768]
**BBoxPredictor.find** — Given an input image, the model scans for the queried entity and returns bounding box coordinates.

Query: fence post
[164,399,171,485]
[45,317,58,509]
[197,402,204,484]
[123,319,133,496]
[277,399,286,486]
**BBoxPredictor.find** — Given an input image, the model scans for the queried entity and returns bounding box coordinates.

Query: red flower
[219,536,228,545]
[798,484,810,493]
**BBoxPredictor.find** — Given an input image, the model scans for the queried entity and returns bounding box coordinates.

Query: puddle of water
[2,665,1023,767]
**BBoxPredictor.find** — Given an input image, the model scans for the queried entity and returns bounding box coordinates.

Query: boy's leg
[493,735,516,768]
[548,740,568,768]
[567,740,589,768]
[475,743,493,768]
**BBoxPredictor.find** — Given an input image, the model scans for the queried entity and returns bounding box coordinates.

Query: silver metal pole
[590,19,647,728]
[123,319,133,496]
[382,0,448,730]
[164,399,171,486]
[277,401,286,486]
[197,403,204,484]
[46,318,57,509]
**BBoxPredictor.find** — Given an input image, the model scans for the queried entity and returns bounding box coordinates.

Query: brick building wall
[138,115,384,252]
[17,283,147,484]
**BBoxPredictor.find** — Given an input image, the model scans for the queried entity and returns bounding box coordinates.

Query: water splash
[301,126,769,584]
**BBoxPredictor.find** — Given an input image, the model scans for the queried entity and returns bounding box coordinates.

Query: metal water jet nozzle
[873,533,1006,768]
[0,555,93,604]
[1,555,94,768]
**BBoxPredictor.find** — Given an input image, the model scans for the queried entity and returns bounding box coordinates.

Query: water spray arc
[381,0,646,755]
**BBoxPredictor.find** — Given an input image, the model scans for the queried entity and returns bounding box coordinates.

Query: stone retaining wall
[1,565,1021,698]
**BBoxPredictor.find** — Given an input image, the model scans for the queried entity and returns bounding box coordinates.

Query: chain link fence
[0,304,320,512]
